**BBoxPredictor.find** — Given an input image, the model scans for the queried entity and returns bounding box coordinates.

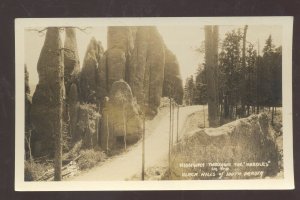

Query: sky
[25,25,282,94]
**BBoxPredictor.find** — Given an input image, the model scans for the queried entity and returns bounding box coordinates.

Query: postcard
[15,17,294,190]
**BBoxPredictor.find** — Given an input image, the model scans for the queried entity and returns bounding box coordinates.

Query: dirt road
[68,105,206,181]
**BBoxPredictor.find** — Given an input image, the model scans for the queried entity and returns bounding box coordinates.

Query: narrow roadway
[68,105,204,181]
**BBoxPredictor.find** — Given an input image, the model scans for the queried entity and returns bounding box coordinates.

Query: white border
[15,17,294,191]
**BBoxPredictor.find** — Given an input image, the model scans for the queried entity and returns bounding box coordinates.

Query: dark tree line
[184,26,282,126]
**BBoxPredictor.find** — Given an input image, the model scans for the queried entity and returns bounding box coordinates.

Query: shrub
[24,160,46,181]
[77,149,106,170]
[77,103,101,148]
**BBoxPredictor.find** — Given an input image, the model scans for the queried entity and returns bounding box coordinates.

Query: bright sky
[25,25,282,94]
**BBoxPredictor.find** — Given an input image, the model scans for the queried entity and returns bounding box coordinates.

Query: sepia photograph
[15,17,294,190]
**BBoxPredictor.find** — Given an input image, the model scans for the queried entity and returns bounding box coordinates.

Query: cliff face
[30,27,64,157]
[162,48,184,105]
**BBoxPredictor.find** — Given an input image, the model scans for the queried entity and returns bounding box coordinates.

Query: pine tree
[183,76,195,105]
[219,29,243,119]
[245,43,257,115]
[194,65,207,105]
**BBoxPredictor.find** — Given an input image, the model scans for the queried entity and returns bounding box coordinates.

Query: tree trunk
[204,25,219,127]
[168,97,172,177]
[247,105,250,116]
[54,107,63,181]
[142,112,145,180]
[123,104,127,150]
[171,101,175,148]
[235,104,238,119]
[177,105,179,142]
[271,106,275,125]
[25,130,33,162]
[203,104,206,127]
[106,114,110,152]
[224,95,229,119]
[49,27,64,182]
[241,25,248,117]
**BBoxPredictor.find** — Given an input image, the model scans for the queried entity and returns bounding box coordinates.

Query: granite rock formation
[64,27,80,99]
[105,27,134,91]
[128,26,165,117]
[30,27,64,157]
[100,80,142,150]
[80,37,104,104]
[170,113,280,180]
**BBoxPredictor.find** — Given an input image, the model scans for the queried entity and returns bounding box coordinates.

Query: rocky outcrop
[107,26,134,52]
[101,27,182,118]
[170,113,280,180]
[162,48,184,104]
[100,80,142,150]
[105,27,135,92]
[80,37,104,104]
[105,48,126,91]
[64,27,80,99]
[30,27,64,157]
[128,27,165,117]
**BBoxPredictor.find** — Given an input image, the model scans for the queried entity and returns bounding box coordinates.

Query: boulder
[30,27,64,157]
[170,113,280,180]
[100,80,142,150]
